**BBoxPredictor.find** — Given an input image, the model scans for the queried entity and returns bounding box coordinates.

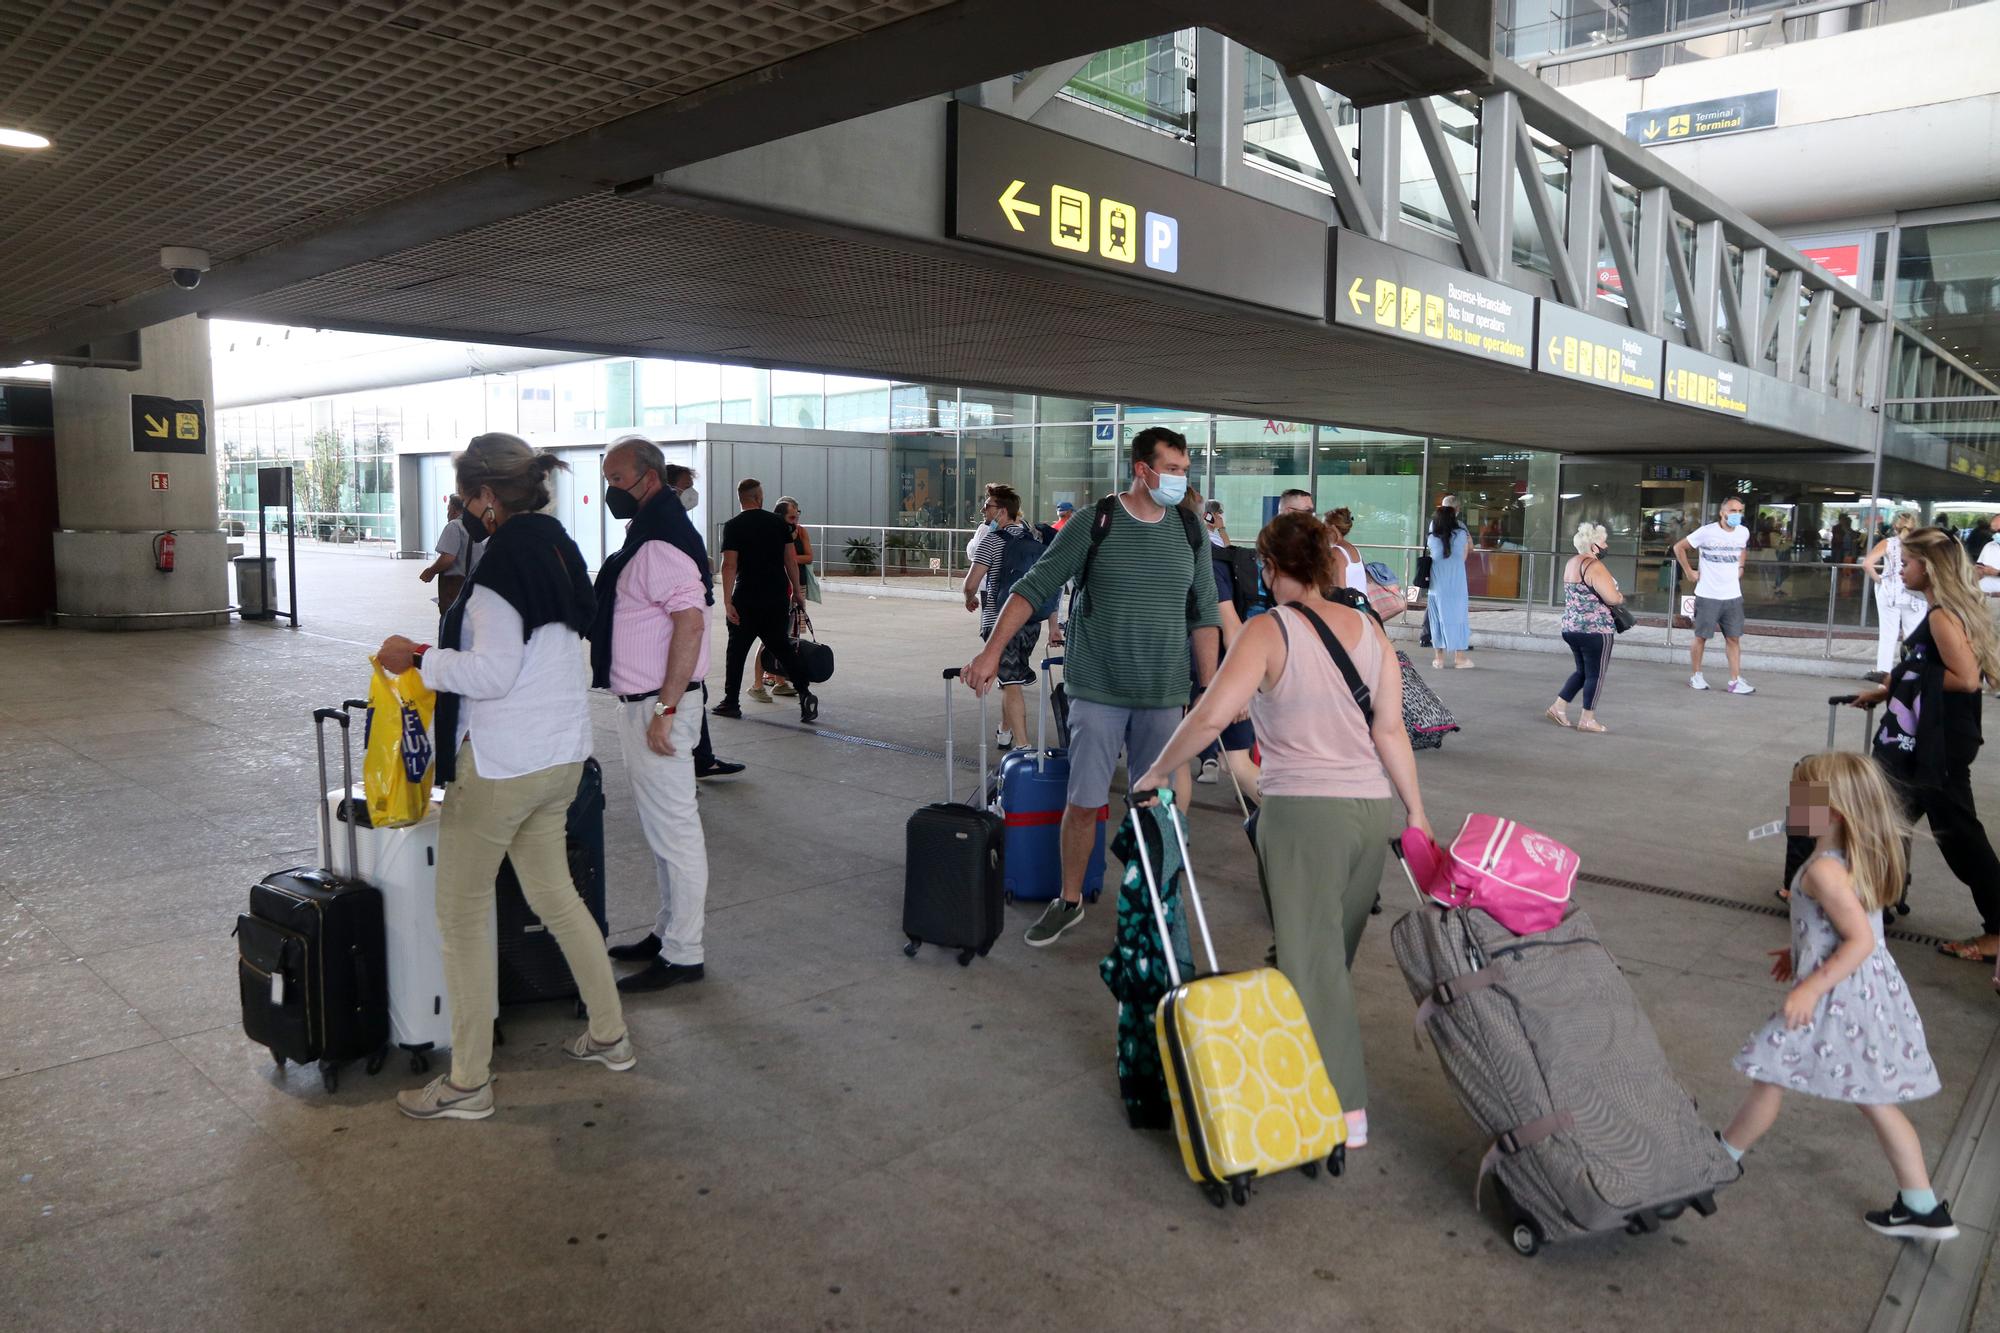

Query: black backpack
[1076,494,1205,622]
[1224,545,1265,619]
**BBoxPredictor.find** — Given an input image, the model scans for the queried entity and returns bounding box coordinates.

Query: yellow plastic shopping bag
[363,657,436,828]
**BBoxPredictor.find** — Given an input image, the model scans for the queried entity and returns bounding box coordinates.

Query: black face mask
[460,512,488,544]
[604,485,640,521]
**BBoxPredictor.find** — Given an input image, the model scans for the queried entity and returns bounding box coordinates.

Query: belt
[618,692,657,704]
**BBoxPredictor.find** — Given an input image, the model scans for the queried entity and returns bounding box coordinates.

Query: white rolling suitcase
[321,699,495,1072]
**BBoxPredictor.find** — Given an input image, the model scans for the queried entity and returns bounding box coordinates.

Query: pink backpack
[1398,815,1579,936]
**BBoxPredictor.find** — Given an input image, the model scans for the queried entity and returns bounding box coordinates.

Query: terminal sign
[949,103,1325,318]
[130,393,207,455]
[1626,91,1778,147]
[1330,231,1532,368]
[1663,344,1750,418]
[1534,301,1663,400]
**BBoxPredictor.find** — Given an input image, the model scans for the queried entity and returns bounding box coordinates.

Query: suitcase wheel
[1624,1211,1660,1236]
[976,942,992,958]
[1327,1144,1346,1178]
[956,948,975,967]
[273,1054,286,1071]
[1655,1202,1686,1221]
[1690,1191,1718,1218]
[1510,1220,1542,1258]
[365,1048,387,1076]
[1299,1161,1319,1180]
[1202,1183,1227,1209]
[903,936,921,958]
[493,1020,505,1047]
[1895,902,1911,917]
[410,1050,430,1075]
[1230,1180,1250,1208]
[319,1062,339,1095]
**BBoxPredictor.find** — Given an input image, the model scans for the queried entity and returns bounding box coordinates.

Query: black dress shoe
[616,958,706,992]
[798,690,819,725]
[695,759,746,779]
[607,933,662,962]
[712,701,744,719]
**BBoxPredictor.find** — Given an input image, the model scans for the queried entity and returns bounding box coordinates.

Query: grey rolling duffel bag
[1388,842,1740,1257]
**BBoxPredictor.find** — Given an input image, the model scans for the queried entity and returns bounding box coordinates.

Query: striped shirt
[1010,496,1220,710]
[607,541,710,696]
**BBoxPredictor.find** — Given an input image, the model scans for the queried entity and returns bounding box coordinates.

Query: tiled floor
[3,547,1997,1330]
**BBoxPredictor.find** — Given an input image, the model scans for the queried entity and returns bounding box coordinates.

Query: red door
[0,432,59,621]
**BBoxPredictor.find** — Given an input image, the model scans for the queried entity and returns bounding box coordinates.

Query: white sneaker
[1194,757,1219,784]
[995,728,1014,751]
[1727,678,1756,695]
[1344,1108,1368,1148]
[1689,673,1710,691]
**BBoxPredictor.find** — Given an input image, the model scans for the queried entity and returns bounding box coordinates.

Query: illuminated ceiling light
[0,127,52,150]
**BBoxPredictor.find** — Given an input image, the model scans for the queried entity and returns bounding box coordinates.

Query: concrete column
[51,315,229,630]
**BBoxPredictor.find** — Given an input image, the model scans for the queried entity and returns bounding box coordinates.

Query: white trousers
[618,701,709,964]
[1875,585,1927,673]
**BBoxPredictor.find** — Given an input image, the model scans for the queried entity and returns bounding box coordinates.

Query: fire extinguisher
[153,530,176,573]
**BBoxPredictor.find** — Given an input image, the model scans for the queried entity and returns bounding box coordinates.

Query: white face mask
[1147,471,1188,507]
[679,486,699,510]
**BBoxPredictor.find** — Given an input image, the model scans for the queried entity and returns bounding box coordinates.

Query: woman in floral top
[1547,522,1625,733]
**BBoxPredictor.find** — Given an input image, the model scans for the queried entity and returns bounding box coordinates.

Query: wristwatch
[652,701,677,718]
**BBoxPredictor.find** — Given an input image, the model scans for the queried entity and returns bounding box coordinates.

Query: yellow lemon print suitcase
[1129,795,1347,1209]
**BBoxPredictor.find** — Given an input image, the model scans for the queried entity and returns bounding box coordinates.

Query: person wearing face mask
[1674,496,1755,694]
[960,426,1221,947]
[1547,522,1625,733]
[420,494,484,619]
[592,443,743,781]
[375,433,633,1120]
[586,437,718,991]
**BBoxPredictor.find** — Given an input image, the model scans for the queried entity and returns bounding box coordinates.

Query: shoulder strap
[1076,494,1120,598]
[1175,504,1202,557]
[1285,603,1373,725]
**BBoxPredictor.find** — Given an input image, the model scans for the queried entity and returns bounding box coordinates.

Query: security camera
[160,246,211,290]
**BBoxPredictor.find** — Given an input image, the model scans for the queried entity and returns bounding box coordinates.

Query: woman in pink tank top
[1138,513,1433,1148]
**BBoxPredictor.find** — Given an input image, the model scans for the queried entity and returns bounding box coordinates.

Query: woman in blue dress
[1426,495,1473,669]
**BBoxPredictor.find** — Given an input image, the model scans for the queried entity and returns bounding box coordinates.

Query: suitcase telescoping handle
[1035,655,1064,773]
[1125,790,1220,987]
[940,669,990,808]
[311,707,359,877]
[1826,694,1878,750]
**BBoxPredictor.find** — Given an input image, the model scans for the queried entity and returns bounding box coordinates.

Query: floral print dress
[1734,850,1940,1104]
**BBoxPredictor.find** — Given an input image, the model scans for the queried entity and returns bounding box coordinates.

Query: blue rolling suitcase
[996,656,1107,903]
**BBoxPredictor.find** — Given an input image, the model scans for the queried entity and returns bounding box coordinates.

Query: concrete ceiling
[0,1,1496,365]
[218,188,1841,456]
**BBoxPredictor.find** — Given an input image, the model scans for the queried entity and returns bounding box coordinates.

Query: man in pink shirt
[589,439,712,992]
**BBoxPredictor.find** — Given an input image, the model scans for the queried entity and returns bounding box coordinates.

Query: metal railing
[222,507,396,545]
[1351,541,1889,661]
[773,523,991,589]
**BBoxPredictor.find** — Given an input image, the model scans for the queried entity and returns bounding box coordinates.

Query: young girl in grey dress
[1719,751,1956,1241]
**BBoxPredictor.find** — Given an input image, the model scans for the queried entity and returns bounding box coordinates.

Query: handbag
[1398,816,1579,936]
[1414,552,1433,590]
[1583,557,1635,634]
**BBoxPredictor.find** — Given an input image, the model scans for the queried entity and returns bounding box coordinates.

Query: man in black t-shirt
[717,478,817,723]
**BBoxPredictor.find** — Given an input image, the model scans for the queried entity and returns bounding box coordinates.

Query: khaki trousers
[437,742,625,1088]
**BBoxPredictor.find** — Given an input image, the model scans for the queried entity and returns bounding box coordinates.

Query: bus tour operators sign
[1330,231,1531,368]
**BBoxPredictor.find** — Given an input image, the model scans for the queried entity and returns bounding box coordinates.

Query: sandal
[1576,719,1607,733]
[1937,938,1998,964]
[1432,656,1445,670]
[1774,887,1791,903]
[1544,706,1572,728]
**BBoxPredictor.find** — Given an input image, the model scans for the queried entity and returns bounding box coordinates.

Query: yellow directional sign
[1641,119,1662,142]
[1662,343,1748,417]
[130,393,207,455]
[1049,185,1089,252]
[1534,300,1663,399]
[1330,232,1532,368]
[1667,114,1691,138]
[997,179,1040,232]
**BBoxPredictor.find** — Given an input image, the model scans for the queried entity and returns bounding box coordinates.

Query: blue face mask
[1723,512,1743,529]
[1148,470,1188,507]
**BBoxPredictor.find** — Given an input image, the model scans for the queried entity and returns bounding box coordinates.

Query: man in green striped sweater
[962,427,1221,946]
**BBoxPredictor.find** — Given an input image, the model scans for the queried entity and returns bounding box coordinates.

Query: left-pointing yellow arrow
[1549,337,1560,361]
[997,179,1041,232]
[1346,278,1370,315]
[143,414,169,437]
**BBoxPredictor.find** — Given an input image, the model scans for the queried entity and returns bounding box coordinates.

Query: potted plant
[843,534,880,574]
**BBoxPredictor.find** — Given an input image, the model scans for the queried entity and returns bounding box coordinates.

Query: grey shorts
[1065,697,1182,811]
[1693,595,1745,639]
[985,619,1042,688]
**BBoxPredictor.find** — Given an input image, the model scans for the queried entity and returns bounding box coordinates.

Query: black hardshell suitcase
[237,707,390,1093]
[495,757,609,1006]
[902,668,1005,966]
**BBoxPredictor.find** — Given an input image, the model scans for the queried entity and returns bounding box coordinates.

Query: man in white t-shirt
[1673,496,1755,694]
[1977,536,2000,599]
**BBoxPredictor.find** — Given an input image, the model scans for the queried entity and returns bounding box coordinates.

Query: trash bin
[235,555,277,621]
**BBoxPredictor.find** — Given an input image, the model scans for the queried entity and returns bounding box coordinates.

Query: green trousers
[1254,794,1394,1114]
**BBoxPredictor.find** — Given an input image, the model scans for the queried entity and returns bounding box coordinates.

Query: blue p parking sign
[1144,211,1178,273]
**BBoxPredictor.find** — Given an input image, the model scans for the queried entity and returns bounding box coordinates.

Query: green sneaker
[1024,897,1085,948]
